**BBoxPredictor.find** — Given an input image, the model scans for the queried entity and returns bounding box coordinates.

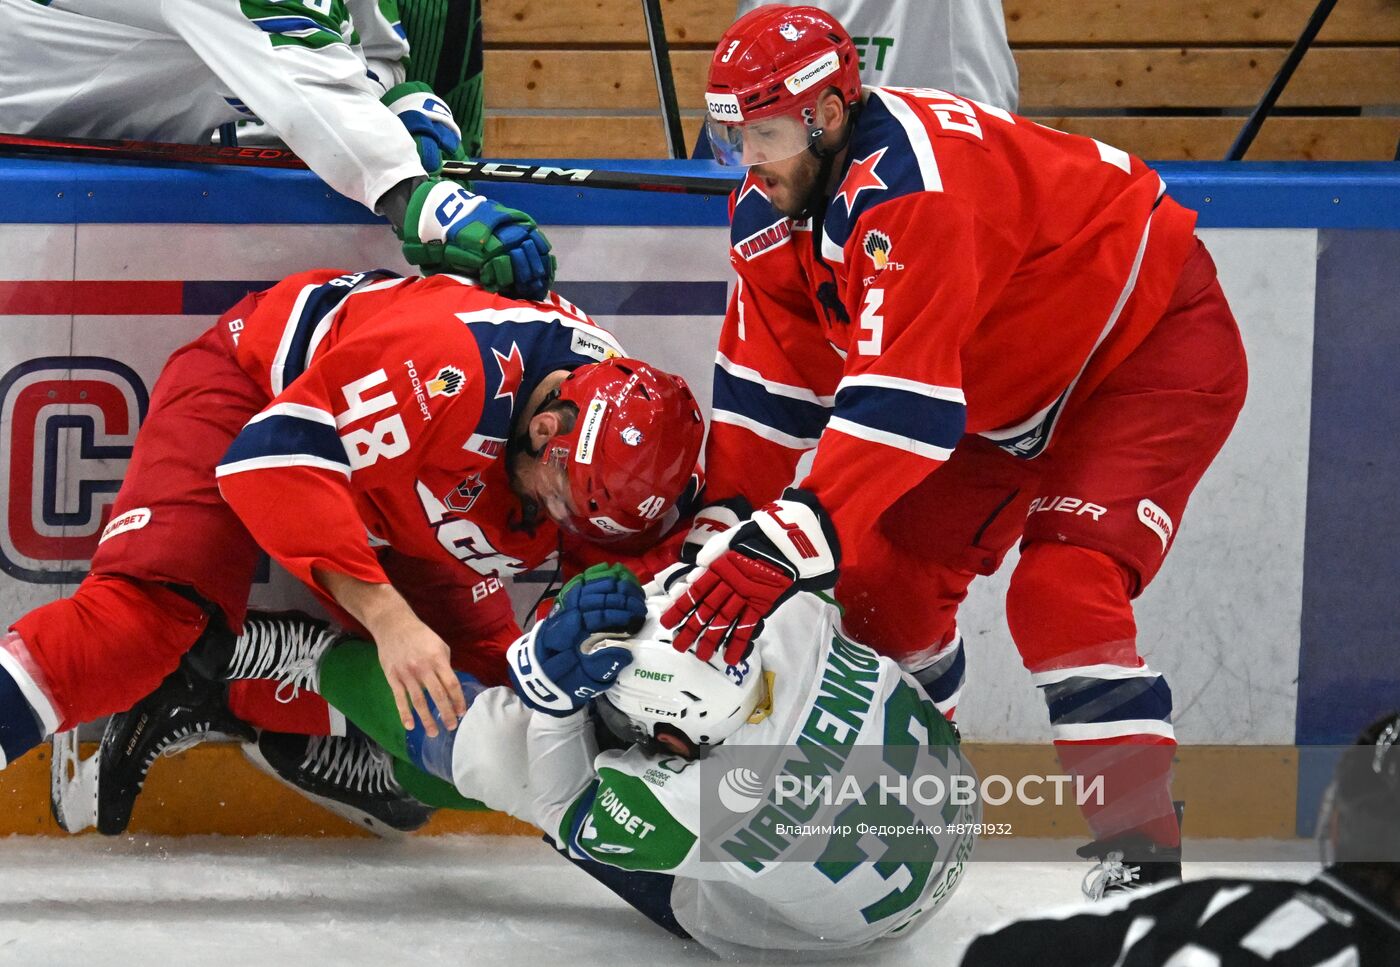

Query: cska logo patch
[427,365,465,398]
[444,472,487,514]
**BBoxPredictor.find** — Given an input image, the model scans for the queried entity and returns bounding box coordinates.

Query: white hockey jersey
[451,591,977,960]
[0,0,422,209]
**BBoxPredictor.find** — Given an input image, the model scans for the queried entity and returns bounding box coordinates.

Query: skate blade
[49,730,98,834]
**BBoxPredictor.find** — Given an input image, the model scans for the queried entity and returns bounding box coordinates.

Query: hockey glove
[662,488,839,665]
[679,496,753,565]
[508,564,646,716]
[399,178,557,301]
[381,81,467,173]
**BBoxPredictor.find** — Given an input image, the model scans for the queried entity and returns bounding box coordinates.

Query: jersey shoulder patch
[730,176,795,262]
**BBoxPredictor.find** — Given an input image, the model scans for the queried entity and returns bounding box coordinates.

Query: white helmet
[595,600,765,758]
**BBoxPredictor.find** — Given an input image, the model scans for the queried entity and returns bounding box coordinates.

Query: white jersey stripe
[713,409,820,450]
[1051,719,1176,742]
[215,454,352,479]
[1032,663,1162,687]
[871,88,944,192]
[826,416,954,461]
[245,402,337,428]
[453,306,624,355]
[717,353,836,407]
[836,373,966,404]
[270,283,317,396]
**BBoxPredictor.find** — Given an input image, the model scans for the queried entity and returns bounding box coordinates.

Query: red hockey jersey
[212,269,626,603]
[706,86,1200,541]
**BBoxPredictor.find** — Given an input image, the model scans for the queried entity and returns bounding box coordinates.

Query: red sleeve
[216,311,485,601]
[218,464,390,595]
[706,226,844,507]
[804,191,979,541]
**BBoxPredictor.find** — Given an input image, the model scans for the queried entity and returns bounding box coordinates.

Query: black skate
[242,731,435,836]
[94,610,343,836]
[96,658,256,835]
[1079,801,1186,900]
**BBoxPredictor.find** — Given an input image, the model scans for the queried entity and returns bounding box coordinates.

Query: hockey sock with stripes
[1008,543,1180,848]
[316,637,483,809]
[0,633,50,768]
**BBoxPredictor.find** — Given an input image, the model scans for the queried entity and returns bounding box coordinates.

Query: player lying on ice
[0,267,705,835]
[125,500,978,960]
[670,5,1250,897]
[0,0,555,300]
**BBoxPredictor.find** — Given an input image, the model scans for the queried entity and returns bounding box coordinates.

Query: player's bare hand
[313,569,469,736]
[374,617,467,736]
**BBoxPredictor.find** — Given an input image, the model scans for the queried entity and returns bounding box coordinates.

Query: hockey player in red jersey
[663,5,1248,892]
[0,269,704,823]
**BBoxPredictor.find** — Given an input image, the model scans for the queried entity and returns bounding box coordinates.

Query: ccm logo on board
[0,357,148,583]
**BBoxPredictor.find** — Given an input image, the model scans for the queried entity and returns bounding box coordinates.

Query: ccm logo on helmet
[706,93,744,121]
[784,50,840,95]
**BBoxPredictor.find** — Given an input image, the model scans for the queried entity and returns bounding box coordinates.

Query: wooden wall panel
[483,47,1400,110]
[483,114,1400,162]
[482,0,1400,47]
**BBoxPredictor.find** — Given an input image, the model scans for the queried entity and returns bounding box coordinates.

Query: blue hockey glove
[508,564,646,716]
[381,81,466,173]
[399,178,557,301]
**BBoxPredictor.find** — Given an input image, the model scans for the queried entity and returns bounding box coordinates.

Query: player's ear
[527,409,566,450]
[821,89,847,132]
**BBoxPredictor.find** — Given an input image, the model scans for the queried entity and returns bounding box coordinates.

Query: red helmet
[705,5,862,166]
[544,358,704,544]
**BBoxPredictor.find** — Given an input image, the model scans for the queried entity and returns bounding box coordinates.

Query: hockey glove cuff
[679,496,753,565]
[662,488,840,665]
[382,81,467,173]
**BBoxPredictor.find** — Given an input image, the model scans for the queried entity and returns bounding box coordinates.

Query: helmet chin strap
[796,99,862,221]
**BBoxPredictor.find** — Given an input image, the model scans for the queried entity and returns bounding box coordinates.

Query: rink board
[0,159,1396,838]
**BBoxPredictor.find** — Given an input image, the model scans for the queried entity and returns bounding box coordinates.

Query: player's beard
[506,434,545,535]
[763,152,824,219]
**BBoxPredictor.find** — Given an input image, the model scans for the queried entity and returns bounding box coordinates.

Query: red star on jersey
[493,342,525,407]
[835,148,889,216]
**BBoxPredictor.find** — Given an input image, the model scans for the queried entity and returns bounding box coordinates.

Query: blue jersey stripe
[832,383,965,451]
[252,15,331,35]
[282,271,399,387]
[1042,675,1172,726]
[712,367,831,443]
[220,414,348,471]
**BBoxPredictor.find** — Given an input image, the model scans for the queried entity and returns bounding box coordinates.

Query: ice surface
[0,835,1315,966]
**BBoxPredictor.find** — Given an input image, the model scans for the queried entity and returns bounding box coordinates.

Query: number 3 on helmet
[704,5,863,167]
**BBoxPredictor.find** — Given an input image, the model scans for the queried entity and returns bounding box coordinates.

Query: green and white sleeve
[161,0,424,210]
[346,0,410,89]
[526,714,705,874]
